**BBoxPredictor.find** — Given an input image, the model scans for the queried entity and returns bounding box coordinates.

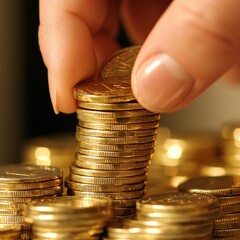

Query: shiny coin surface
[65,180,145,193]
[0,164,63,183]
[78,120,160,130]
[74,160,149,171]
[76,148,154,157]
[0,178,63,190]
[77,108,155,118]
[75,152,152,164]
[77,141,155,151]
[100,46,141,78]
[69,173,147,185]
[78,101,143,110]
[76,135,156,145]
[137,192,219,212]
[76,125,158,138]
[74,77,135,103]
[78,114,160,124]
[178,175,240,196]
[70,165,147,177]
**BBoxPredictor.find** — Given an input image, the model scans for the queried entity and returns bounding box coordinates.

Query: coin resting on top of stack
[66,46,160,224]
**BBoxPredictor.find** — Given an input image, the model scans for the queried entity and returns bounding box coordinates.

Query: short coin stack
[0,164,63,240]
[105,192,220,239]
[23,195,113,240]
[67,76,160,225]
[178,175,240,238]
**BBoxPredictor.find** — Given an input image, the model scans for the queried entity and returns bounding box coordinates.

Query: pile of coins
[23,195,112,240]
[178,175,240,238]
[104,192,220,239]
[0,164,63,239]
[66,46,160,225]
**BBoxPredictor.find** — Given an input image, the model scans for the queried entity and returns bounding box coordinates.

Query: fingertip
[132,54,194,113]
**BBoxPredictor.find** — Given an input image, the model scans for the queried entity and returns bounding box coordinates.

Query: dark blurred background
[1,1,239,164]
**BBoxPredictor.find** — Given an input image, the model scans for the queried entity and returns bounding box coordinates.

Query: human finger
[131,0,240,113]
[39,0,117,113]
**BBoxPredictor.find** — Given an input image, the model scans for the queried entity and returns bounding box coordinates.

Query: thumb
[132,0,240,113]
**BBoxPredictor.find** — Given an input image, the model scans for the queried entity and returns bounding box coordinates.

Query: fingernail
[48,74,59,114]
[133,54,194,112]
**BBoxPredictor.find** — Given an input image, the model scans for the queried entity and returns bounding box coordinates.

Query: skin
[39,0,240,114]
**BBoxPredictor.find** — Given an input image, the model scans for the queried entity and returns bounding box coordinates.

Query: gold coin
[74,159,149,170]
[78,101,143,110]
[24,195,112,215]
[76,135,156,145]
[78,120,160,131]
[214,214,240,229]
[178,175,240,197]
[218,195,240,205]
[68,190,145,200]
[221,202,240,214]
[77,114,160,124]
[137,192,219,213]
[65,180,145,193]
[69,173,147,185]
[100,46,141,78]
[0,209,23,216]
[0,178,63,190]
[76,147,154,157]
[0,195,58,204]
[74,77,135,103]
[0,215,23,224]
[215,212,240,223]
[75,152,152,163]
[113,207,136,216]
[0,164,63,183]
[77,141,155,151]
[213,228,240,237]
[77,108,155,119]
[70,165,147,177]
[76,126,158,138]
[0,186,63,198]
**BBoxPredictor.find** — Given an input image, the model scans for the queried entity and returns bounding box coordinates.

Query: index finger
[39,0,108,113]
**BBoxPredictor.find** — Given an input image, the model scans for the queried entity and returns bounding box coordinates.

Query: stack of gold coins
[23,195,113,240]
[0,164,63,240]
[104,192,220,239]
[66,46,160,225]
[178,175,240,238]
[220,123,240,168]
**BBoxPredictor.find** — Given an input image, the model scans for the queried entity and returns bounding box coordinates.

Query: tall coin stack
[23,195,112,240]
[66,46,160,225]
[178,175,240,238]
[0,164,63,240]
[105,192,220,239]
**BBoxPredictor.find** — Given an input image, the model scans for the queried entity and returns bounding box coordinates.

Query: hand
[39,0,240,114]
